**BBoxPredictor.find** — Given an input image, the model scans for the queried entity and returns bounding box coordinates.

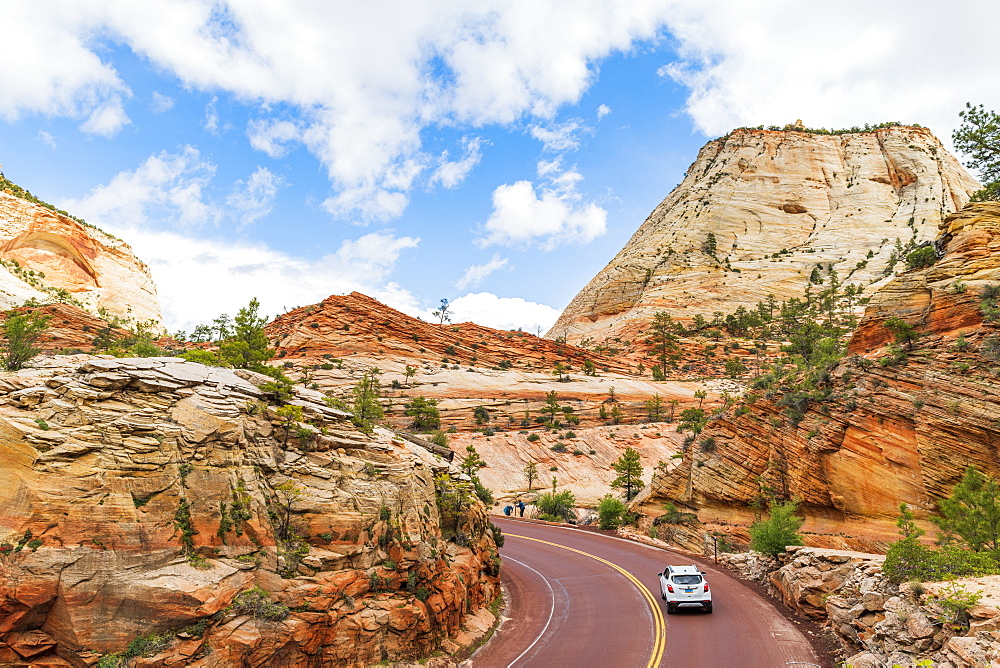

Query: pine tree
[611,447,643,500]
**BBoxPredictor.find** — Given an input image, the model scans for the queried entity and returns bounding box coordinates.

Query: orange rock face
[0,357,499,666]
[0,191,162,326]
[268,292,632,374]
[637,202,1000,551]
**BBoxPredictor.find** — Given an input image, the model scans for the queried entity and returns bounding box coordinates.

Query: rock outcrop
[0,189,161,326]
[635,202,1000,549]
[268,292,631,374]
[550,125,979,346]
[723,547,1000,667]
[0,356,499,666]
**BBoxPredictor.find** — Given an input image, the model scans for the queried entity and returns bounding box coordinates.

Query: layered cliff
[636,202,1000,551]
[0,356,499,666]
[0,187,161,326]
[550,125,979,345]
[268,291,631,373]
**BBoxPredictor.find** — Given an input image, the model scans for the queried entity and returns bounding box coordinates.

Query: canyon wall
[0,356,499,666]
[635,202,1000,550]
[550,126,979,346]
[0,190,161,327]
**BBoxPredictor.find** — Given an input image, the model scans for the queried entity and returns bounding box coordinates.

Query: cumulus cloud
[227,166,283,226]
[449,292,561,333]
[596,104,611,120]
[480,158,607,250]
[248,118,302,158]
[456,254,509,290]
[658,0,1000,142]
[109,228,420,334]
[8,2,678,220]
[61,146,220,229]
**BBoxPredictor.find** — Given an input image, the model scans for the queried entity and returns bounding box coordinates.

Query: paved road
[471,518,821,667]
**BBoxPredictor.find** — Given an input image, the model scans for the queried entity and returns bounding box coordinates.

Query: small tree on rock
[749,499,804,556]
[523,461,539,490]
[611,447,643,500]
[1,310,49,371]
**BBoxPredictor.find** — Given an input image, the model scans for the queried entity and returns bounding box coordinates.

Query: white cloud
[79,96,131,137]
[227,166,283,226]
[449,292,561,333]
[456,254,509,290]
[248,118,302,158]
[530,119,588,151]
[204,97,219,133]
[658,1,1000,143]
[480,158,607,250]
[7,2,678,220]
[96,227,420,334]
[429,136,485,189]
[37,131,56,149]
[150,91,175,113]
[596,104,611,120]
[61,146,220,229]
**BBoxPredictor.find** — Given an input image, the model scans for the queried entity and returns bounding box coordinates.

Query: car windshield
[671,575,702,585]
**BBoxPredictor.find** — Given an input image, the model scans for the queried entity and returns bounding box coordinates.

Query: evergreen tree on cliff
[611,447,643,500]
[219,298,274,371]
[954,103,1000,201]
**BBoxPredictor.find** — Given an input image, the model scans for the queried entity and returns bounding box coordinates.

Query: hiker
[517,500,526,517]
[503,504,512,516]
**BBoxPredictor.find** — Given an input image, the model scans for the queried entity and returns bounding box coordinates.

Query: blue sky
[1,1,997,334]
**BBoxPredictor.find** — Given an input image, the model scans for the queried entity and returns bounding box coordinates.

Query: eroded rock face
[550,126,979,346]
[0,356,499,667]
[636,202,1000,549]
[0,191,162,326]
[723,547,1000,667]
[268,291,631,374]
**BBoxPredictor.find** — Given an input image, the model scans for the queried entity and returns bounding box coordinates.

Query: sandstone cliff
[550,125,980,346]
[635,202,1000,551]
[268,291,631,374]
[0,188,161,327]
[0,356,499,666]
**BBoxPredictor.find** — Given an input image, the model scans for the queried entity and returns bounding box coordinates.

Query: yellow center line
[507,533,666,668]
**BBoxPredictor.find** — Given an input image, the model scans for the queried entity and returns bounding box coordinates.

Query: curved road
[472,518,821,667]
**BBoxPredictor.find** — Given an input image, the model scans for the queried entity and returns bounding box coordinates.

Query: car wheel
[703,603,713,614]
[666,603,677,615]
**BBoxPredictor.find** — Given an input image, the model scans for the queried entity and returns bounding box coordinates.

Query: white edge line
[503,554,557,668]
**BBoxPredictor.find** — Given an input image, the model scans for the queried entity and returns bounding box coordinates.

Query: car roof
[666,565,702,575]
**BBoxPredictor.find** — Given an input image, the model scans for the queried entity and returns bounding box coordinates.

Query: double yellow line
[507,533,666,667]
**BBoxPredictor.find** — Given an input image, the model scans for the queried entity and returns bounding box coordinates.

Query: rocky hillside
[635,202,1000,552]
[550,125,979,346]
[0,186,162,326]
[268,291,631,374]
[0,356,499,666]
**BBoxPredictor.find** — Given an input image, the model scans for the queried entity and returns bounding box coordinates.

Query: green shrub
[535,490,576,522]
[597,495,627,530]
[551,442,567,453]
[748,499,804,556]
[905,246,937,269]
[229,586,290,620]
[527,433,540,442]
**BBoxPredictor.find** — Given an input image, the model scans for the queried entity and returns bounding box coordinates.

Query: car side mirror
[701,572,707,575]
[657,571,663,577]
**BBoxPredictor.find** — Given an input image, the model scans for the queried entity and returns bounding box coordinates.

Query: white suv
[658,564,712,614]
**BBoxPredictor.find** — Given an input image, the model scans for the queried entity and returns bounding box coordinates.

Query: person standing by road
[517,499,525,517]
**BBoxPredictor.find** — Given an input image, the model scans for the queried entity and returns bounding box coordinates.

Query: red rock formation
[637,202,1000,551]
[267,291,632,374]
[0,191,162,326]
[0,357,499,666]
